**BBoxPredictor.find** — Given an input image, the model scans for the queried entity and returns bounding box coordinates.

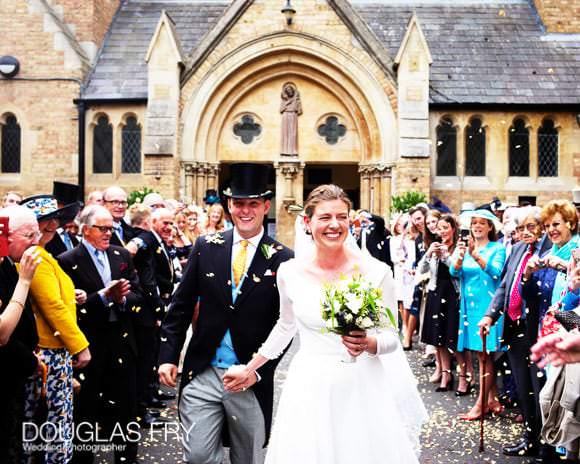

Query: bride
[223,185,427,463]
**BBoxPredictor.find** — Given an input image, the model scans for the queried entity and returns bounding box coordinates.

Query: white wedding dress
[259,256,428,464]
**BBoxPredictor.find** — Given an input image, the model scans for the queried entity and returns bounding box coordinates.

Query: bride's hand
[223,364,257,393]
[341,331,377,357]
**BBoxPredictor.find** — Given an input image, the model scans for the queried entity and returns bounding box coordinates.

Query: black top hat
[53,181,81,206]
[203,189,221,205]
[223,163,273,199]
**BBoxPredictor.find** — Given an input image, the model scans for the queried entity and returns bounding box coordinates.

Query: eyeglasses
[516,223,538,232]
[12,230,42,241]
[104,200,128,207]
[90,225,114,233]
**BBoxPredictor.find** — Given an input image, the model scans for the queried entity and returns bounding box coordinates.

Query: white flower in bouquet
[320,274,396,336]
[345,294,363,314]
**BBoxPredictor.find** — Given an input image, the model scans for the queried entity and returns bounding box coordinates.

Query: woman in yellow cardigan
[21,195,90,464]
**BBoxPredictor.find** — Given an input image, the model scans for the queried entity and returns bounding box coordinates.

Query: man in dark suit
[103,186,134,247]
[480,206,553,463]
[128,205,175,424]
[356,211,392,268]
[58,205,142,464]
[158,163,293,464]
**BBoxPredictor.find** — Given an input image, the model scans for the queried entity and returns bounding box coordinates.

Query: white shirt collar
[232,227,264,248]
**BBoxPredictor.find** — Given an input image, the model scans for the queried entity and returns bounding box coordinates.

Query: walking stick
[479,331,487,453]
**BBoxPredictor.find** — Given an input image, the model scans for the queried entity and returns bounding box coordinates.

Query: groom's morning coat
[158,228,293,439]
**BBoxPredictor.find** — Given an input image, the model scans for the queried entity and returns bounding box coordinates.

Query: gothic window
[122,116,141,174]
[509,118,529,177]
[465,118,486,176]
[1,115,21,173]
[538,119,558,177]
[317,116,346,145]
[436,117,456,176]
[93,115,113,173]
[233,115,261,144]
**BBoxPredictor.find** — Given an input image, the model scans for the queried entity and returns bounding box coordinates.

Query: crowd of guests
[1,182,580,464]
[0,184,232,464]
[353,192,580,464]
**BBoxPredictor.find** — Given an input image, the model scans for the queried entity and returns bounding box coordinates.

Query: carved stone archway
[180,32,397,243]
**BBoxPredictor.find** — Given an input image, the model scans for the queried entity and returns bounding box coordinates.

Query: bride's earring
[306,228,312,235]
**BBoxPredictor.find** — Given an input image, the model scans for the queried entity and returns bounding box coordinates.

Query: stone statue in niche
[280,82,302,156]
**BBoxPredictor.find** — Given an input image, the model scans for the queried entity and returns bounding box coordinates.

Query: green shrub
[128,187,158,207]
[391,191,427,213]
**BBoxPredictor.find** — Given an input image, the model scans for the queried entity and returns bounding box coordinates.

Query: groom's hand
[159,363,178,388]
[223,365,257,393]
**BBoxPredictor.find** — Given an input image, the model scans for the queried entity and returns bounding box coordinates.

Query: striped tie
[232,240,249,287]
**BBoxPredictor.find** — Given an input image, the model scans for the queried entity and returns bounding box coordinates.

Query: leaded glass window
[509,118,529,177]
[317,116,346,145]
[233,115,261,144]
[1,115,20,173]
[465,118,485,176]
[122,116,141,173]
[538,119,558,177]
[436,117,456,176]
[93,116,113,174]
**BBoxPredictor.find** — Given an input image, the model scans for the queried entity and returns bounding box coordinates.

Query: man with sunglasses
[58,205,142,464]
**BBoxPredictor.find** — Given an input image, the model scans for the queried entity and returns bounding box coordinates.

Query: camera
[432,234,442,243]
[460,229,470,242]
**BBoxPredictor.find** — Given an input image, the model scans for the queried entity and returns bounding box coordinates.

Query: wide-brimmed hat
[223,163,273,199]
[143,192,166,209]
[203,189,221,205]
[460,202,476,213]
[21,194,81,226]
[460,208,502,232]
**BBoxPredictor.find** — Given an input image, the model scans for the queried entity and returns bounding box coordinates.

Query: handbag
[554,310,580,332]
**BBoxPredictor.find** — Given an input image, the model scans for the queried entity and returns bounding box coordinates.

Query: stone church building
[1,0,579,243]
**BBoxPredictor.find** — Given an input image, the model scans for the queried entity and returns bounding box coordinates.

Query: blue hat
[21,194,81,226]
[460,208,502,232]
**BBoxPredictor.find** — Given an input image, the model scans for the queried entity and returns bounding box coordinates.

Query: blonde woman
[389,214,415,332]
[203,203,225,235]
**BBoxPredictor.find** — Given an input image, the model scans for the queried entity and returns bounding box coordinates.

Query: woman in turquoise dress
[450,209,506,421]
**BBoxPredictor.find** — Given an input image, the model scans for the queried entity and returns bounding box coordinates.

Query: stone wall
[0,0,85,197]
[429,110,580,213]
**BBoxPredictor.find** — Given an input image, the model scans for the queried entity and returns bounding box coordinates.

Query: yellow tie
[233,239,249,287]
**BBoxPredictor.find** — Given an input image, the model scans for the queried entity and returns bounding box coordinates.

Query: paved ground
[97,338,530,464]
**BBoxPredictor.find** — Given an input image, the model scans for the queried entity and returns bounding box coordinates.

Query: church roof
[356,1,580,105]
[82,1,229,100]
[82,0,580,105]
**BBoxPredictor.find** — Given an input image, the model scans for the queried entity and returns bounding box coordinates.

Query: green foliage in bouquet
[320,275,396,335]
[391,191,427,213]
[128,187,157,207]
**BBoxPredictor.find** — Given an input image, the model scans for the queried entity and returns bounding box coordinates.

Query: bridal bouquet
[321,275,396,362]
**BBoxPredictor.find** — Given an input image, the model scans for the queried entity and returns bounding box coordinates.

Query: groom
[158,163,293,464]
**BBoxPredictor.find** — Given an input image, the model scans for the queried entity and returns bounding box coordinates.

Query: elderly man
[479,206,553,462]
[86,190,104,206]
[103,186,134,246]
[2,191,23,207]
[58,205,142,464]
[0,206,41,462]
[128,205,176,425]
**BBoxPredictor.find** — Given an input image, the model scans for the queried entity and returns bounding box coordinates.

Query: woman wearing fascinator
[224,184,427,463]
